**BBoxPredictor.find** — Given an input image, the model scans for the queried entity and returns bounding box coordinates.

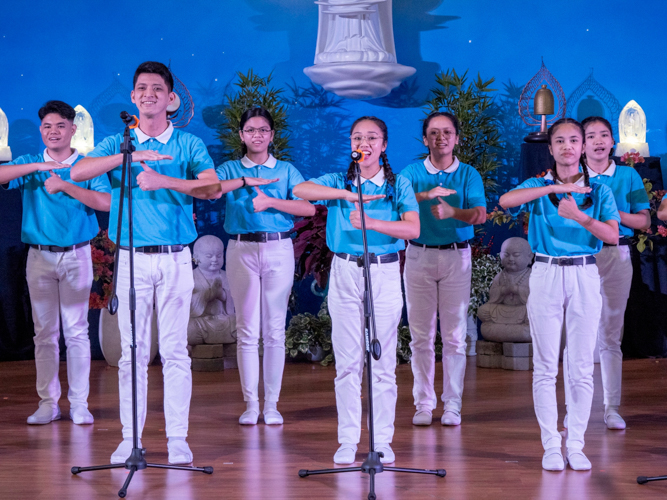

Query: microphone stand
[71,114,213,498]
[298,155,446,500]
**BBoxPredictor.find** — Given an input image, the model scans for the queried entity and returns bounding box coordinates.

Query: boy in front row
[72,61,222,465]
[0,100,111,425]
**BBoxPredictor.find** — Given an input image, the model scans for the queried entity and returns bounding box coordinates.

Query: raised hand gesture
[431,196,456,220]
[136,162,166,191]
[252,187,275,212]
[44,170,68,194]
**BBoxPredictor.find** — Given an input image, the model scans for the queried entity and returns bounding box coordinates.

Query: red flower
[658,225,667,238]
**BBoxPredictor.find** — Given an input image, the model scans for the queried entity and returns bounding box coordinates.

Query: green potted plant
[285,299,333,366]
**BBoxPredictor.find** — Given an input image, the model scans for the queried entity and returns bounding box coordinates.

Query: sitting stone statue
[188,235,237,346]
[477,237,533,342]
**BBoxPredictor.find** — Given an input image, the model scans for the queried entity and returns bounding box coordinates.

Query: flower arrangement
[292,205,333,289]
[634,179,667,253]
[89,229,115,309]
[620,151,645,168]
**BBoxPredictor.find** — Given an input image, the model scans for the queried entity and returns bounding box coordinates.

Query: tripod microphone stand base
[72,446,213,498]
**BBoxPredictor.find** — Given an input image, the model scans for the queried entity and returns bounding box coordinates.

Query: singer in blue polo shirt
[294,115,419,466]
[0,100,111,427]
[400,111,486,429]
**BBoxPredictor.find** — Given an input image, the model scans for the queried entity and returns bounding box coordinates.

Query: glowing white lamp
[616,100,649,157]
[70,105,95,155]
[0,107,11,162]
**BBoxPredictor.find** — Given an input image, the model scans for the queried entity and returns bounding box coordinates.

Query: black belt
[535,255,596,266]
[335,252,399,267]
[120,245,185,254]
[231,231,292,243]
[603,237,631,247]
[30,241,89,252]
[409,240,469,250]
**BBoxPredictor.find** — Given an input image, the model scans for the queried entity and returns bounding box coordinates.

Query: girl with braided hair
[500,118,620,471]
[561,116,650,433]
[400,111,486,428]
[293,116,420,465]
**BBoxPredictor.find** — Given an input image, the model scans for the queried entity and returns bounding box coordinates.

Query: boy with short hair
[0,100,111,425]
[72,61,221,465]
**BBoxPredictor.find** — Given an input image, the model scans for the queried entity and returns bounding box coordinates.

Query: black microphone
[120,111,139,128]
[351,150,365,162]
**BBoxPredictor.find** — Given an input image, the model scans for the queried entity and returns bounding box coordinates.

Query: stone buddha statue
[477,237,533,343]
[188,235,237,346]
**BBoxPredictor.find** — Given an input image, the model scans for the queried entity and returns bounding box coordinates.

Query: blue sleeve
[286,164,306,200]
[507,177,542,215]
[399,164,415,185]
[189,137,215,178]
[627,169,650,213]
[88,172,112,193]
[215,162,233,181]
[310,172,341,188]
[395,174,419,214]
[87,134,121,157]
[596,184,621,223]
[465,167,486,209]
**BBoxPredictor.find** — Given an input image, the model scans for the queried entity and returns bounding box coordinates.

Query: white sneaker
[239,402,260,425]
[567,450,591,471]
[542,447,564,471]
[111,438,142,464]
[412,410,433,426]
[604,407,626,430]
[263,402,283,425]
[441,410,461,426]
[333,444,357,465]
[376,444,395,464]
[27,404,61,425]
[70,406,94,425]
[168,439,193,465]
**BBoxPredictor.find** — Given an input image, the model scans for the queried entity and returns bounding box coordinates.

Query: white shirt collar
[360,167,385,187]
[135,121,174,144]
[544,169,587,187]
[424,156,459,175]
[587,160,616,178]
[43,148,79,165]
[241,154,277,169]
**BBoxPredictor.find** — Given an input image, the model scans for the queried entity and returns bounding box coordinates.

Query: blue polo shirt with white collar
[215,155,306,235]
[586,161,649,238]
[510,171,620,256]
[2,149,111,246]
[310,169,419,255]
[400,157,486,245]
[88,122,214,246]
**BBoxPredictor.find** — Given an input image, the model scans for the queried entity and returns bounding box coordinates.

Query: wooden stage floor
[1,357,666,499]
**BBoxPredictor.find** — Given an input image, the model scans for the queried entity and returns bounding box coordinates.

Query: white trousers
[328,255,402,445]
[404,244,472,412]
[226,238,294,403]
[527,257,601,451]
[564,245,632,408]
[26,245,93,409]
[117,248,194,439]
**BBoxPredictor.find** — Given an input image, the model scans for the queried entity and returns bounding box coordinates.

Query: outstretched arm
[431,197,486,225]
[71,150,172,182]
[293,181,384,204]
[0,161,67,184]
[499,183,591,209]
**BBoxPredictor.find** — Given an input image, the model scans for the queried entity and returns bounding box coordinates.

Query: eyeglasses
[350,135,382,145]
[427,130,456,138]
[242,128,272,136]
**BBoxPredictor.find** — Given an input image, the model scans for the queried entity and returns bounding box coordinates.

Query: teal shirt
[2,151,111,246]
[88,124,213,246]
[400,158,486,245]
[587,162,649,238]
[311,171,419,255]
[216,156,306,234]
[511,174,620,256]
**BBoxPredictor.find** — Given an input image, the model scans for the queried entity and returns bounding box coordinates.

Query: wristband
[241,176,246,187]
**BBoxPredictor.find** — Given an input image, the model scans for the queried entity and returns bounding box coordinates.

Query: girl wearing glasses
[499,118,620,471]
[400,111,486,428]
[293,116,420,465]
[216,107,315,426]
[560,116,649,432]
